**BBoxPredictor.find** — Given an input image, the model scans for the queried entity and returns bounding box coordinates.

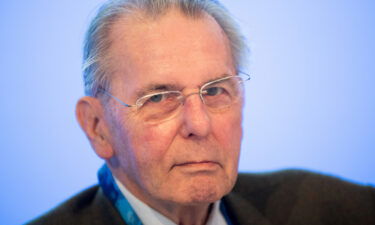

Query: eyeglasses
[99,72,250,123]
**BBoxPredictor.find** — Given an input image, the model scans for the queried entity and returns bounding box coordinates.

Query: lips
[175,161,218,166]
[171,161,221,171]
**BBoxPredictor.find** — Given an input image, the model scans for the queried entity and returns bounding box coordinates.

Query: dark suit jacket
[27,170,375,225]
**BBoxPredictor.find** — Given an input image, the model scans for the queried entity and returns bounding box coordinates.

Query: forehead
[106,9,234,97]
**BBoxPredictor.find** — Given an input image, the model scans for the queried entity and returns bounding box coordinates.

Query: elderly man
[29,0,375,225]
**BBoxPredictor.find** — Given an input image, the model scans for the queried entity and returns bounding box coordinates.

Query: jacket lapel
[223,192,273,225]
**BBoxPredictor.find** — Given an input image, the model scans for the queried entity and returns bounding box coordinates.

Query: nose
[179,93,211,138]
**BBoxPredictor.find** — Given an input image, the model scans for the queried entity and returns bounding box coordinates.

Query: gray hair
[82,0,248,96]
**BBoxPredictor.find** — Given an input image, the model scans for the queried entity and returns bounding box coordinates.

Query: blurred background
[0,0,374,224]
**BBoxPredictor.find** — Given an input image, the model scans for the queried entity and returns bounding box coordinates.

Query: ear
[75,96,114,159]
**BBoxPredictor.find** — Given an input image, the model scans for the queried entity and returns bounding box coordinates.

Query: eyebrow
[206,73,233,83]
[135,83,181,98]
[134,73,233,98]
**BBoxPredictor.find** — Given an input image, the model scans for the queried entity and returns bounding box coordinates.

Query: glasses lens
[201,76,243,109]
[137,91,182,122]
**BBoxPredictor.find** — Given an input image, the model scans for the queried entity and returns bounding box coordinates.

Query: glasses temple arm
[98,89,133,108]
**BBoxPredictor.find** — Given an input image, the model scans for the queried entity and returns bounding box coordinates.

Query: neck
[154,201,213,225]
[125,181,213,225]
[111,171,214,225]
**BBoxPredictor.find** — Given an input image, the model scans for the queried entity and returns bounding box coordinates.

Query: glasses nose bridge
[181,90,204,105]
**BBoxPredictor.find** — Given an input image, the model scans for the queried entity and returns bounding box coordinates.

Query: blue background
[1,0,374,224]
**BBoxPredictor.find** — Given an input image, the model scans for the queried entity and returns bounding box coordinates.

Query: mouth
[172,161,221,171]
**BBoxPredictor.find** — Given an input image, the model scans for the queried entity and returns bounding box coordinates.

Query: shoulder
[234,169,375,201]
[225,169,375,225]
[26,185,125,225]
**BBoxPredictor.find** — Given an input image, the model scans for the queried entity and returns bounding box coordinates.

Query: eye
[138,91,182,108]
[204,87,224,96]
[149,93,164,103]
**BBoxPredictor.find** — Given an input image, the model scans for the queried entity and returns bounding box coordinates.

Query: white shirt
[114,178,228,225]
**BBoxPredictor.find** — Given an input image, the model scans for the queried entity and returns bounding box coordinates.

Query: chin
[178,175,233,205]
[187,189,221,204]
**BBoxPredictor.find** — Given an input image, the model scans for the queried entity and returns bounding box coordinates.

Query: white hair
[82,0,248,96]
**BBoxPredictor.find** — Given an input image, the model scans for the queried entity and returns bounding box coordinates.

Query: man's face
[103,10,243,206]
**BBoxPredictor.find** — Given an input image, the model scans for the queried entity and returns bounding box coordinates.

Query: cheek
[211,108,243,178]
[212,109,242,185]
[212,109,243,149]
[130,119,180,164]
